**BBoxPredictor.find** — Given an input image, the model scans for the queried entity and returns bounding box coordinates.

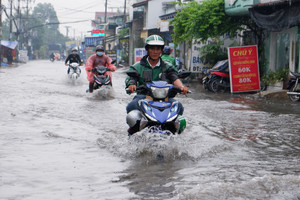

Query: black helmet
[96,45,104,51]
[163,46,171,55]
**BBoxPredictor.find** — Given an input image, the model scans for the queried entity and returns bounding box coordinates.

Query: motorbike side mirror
[178,70,191,79]
[126,70,140,78]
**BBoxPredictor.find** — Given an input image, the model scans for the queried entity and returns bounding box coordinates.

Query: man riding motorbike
[161,46,176,68]
[65,48,83,74]
[125,34,189,134]
[50,52,55,61]
[85,45,116,93]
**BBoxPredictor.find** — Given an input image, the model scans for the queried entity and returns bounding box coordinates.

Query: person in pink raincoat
[85,45,116,93]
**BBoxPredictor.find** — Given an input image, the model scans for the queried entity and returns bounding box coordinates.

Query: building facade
[225,0,300,73]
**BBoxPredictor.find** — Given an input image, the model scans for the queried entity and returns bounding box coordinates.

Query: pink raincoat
[85,53,116,83]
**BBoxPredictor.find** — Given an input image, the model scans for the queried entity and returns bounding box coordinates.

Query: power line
[27,19,91,30]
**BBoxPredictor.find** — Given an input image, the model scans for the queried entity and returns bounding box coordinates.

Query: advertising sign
[190,42,206,73]
[92,29,105,36]
[160,20,169,32]
[134,48,147,63]
[86,47,96,58]
[84,36,103,46]
[106,50,117,61]
[228,45,260,93]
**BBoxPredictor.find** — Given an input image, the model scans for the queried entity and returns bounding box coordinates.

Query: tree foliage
[171,0,247,44]
[199,40,228,65]
[171,0,268,74]
[30,3,69,55]
[32,3,59,30]
[118,27,130,38]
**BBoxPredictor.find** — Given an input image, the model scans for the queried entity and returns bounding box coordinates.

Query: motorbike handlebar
[125,85,191,95]
[91,67,111,72]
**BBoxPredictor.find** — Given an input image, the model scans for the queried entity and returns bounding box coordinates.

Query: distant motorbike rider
[65,48,83,74]
[50,52,55,61]
[125,35,188,134]
[85,45,116,93]
[161,46,176,67]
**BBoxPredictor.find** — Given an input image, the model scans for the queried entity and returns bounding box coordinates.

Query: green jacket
[161,54,176,67]
[125,55,179,88]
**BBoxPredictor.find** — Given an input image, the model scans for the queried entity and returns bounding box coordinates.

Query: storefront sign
[160,20,169,32]
[106,50,117,61]
[134,48,147,63]
[190,42,206,73]
[228,45,260,93]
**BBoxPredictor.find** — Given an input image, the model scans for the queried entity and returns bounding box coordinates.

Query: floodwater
[0,60,300,200]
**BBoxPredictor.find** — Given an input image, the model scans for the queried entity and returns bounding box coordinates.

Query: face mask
[96,52,103,56]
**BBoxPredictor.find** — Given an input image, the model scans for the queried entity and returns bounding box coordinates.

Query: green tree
[32,3,59,30]
[26,14,46,51]
[171,0,266,72]
[199,40,228,65]
[29,3,69,57]
[171,0,246,44]
[118,27,129,38]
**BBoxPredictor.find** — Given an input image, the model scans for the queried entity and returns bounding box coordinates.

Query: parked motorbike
[68,62,81,80]
[287,71,300,102]
[202,60,230,93]
[126,70,191,136]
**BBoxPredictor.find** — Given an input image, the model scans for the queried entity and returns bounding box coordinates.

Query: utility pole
[105,0,107,24]
[123,0,127,24]
[104,0,107,49]
[9,0,13,40]
[65,26,70,38]
[0,0,2,66]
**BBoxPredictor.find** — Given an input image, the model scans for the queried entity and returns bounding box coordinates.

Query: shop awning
[132,0,148,8]
[1,40,18,49]
[249,0,300,32]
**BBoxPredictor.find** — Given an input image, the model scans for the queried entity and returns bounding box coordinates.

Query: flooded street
[1,60,300,200]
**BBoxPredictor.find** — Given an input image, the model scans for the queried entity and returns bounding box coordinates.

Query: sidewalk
[258,89,288,99]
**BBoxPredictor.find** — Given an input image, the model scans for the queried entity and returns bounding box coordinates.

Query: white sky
[2,0,131,39]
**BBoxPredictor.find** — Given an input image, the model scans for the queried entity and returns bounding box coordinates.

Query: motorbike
[287,71,300,102]
[68,62,81,80]
[126,70,191,136]
[202,60,230,93]
[90,60,116,91]
[91,66,113,91]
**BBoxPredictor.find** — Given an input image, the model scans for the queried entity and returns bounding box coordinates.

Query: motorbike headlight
[167,102,179,122]
[167,114,178,122]
[151,87,169,99]
[140,101,157,122]
[141,101,152,112]
[170,102,178,113]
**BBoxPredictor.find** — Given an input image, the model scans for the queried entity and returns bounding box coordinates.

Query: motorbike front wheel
[288,84,300,102]
[209,79,221,93]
